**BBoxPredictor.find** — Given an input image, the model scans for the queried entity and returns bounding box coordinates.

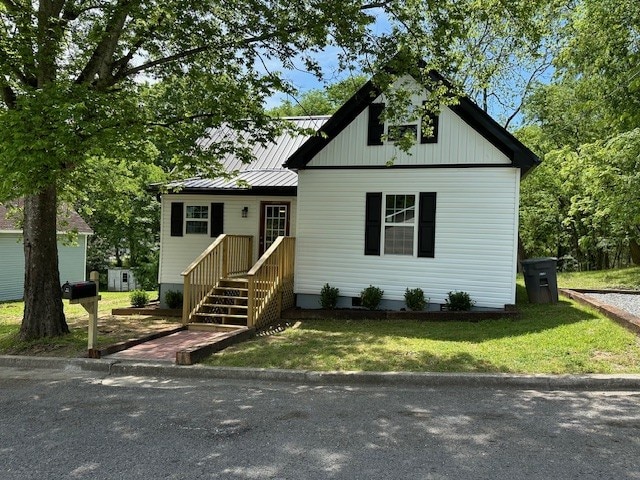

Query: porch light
[241,206,248,218]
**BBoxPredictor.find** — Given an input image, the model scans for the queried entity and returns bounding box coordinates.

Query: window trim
[184,204,209,235]
[382,193,417,256]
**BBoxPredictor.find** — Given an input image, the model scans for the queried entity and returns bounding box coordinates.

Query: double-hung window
[185,205,208,234]
[365,192,436,258]
[384,194,415,255]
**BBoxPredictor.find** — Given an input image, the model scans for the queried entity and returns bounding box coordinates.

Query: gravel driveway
[585,293,640,318]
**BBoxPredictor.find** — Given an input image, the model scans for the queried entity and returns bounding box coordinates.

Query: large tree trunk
[630,238,640,266]
[20,185,68,339]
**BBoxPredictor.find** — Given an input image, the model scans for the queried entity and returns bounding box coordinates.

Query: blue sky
[264,9,391,109]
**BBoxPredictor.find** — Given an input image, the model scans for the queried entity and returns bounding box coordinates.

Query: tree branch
[108,2,389,85]
[110,12,167,78]
[503,61,551,129]
[2,84,17,108]
[76,0,136,86]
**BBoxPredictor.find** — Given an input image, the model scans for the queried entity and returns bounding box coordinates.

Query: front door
[259,202,290,256]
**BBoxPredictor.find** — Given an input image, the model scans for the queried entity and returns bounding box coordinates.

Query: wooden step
[193,313,248,320]
[212,286,249,293]
[219,278,248,286]
[202,303,248,310]
[188,323,250,332]
[206,295,248,301]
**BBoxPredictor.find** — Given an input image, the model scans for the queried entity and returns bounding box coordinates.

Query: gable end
[285,70,540,176]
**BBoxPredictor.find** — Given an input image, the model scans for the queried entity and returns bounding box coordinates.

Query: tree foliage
[519,0,640,269]
[269,75,368,117]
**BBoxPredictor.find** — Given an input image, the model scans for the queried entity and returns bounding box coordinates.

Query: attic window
[388,124,417,142]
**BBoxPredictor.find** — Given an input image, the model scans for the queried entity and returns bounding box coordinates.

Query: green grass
[0,291,179,357]
[202,277,640,374]
[557,266,640,290]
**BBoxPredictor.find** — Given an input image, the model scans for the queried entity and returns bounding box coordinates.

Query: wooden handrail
[247,236,285,275]
[181,234,253,324]
[247,236,295,329]
[181,234,227,277]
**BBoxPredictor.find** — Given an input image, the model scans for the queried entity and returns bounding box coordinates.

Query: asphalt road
[1,367,639,479]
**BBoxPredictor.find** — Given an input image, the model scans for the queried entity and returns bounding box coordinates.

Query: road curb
[2,354,640,390]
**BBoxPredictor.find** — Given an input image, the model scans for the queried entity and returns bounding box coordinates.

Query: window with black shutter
[420,102,439,144]
[365,192,437,257]
[367,104,385,146]
[210,203,224,237]
[170,202,184,237]
[417,192,437,257]
[364,192,382,255]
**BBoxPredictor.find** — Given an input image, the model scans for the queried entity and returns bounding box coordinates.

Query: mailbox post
[62,271,101,351]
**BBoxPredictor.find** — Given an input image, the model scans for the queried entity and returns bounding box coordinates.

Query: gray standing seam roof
[169,116,328,192]
[198,116,329,172]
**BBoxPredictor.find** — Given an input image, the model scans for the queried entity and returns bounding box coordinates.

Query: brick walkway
[107,330,237,362]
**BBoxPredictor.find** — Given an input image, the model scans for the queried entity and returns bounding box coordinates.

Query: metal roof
[199,116,329,172]
[169,169,298,191]
[169,116,328,192]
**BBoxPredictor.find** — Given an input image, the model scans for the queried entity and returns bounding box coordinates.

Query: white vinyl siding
[295,168,519,309]
[0,233,88,302]
[309,101,510,168]
[158,194,297,285]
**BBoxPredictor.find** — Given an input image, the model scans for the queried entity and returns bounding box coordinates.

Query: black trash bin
[521,257,558,304]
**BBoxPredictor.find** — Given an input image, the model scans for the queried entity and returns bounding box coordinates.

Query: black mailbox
[61,281,97,300]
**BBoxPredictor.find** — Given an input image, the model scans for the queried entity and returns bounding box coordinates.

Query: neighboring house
[157,71,539,319]
[0,203,92,302]
[107,267,139,292]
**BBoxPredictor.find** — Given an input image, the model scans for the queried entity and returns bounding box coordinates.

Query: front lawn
[0,291,180,357]
[202,276,640,374]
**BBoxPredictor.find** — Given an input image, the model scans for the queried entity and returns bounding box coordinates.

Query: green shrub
[360,285,384,310]
[445,291,475,311]
[130,290,149,308]
[165,290,183,309]
[320,283,340,309]
[404,287,427,311]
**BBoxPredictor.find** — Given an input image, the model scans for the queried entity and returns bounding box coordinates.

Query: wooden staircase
[182,235,296,331]
[191,277,249,325]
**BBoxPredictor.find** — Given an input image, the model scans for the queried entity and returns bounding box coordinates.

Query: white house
[0,203,92,302]
[156,70,539,319]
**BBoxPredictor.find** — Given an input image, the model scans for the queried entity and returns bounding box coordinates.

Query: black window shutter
[420,101,439,144]
[170,202,183,237]
[418,192,437,257]
[367,103,385,146]
[210,203,224,237]
[364,192,382,255]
